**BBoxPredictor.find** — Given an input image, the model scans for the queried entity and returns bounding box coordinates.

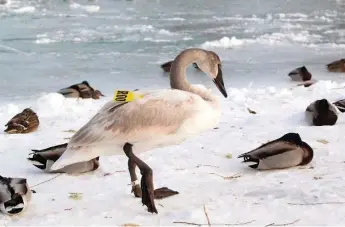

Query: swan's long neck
[170,49,215,102]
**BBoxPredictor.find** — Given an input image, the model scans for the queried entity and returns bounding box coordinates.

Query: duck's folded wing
[31,143,68,161]
[238,141,297,159]
[333,99,345,113]
[67,94,197,149]
[58,88,77,96]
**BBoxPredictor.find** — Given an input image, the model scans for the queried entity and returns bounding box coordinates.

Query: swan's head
[197,50,227,98]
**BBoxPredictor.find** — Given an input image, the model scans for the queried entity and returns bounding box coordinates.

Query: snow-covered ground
[2,79,345,225]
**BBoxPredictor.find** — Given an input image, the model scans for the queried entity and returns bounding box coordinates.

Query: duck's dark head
[317,99,330,111]
[279,133,303,146]
[81,81,90,86]
[160,61,173,72]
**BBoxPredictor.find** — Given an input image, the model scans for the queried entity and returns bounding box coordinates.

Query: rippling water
[1,0,345,101]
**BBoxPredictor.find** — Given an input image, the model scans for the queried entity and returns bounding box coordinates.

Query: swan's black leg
[123,143,179,214]
[128,158,142,198]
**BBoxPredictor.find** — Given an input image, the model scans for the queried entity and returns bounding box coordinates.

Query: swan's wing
[67,90,198,149]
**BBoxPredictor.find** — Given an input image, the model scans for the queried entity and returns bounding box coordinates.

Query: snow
[2,79,345,225]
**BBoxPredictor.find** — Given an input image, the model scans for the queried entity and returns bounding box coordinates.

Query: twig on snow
[196,164,219,168]
[203,204,211,227]
[265,219,300,227]
[209,172,241,180]
[173,220,255,226]
[288,202,345,205]
[31,174,62,188]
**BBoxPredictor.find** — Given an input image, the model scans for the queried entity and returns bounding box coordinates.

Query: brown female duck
[326,58,345,72]
[4,108,39,134]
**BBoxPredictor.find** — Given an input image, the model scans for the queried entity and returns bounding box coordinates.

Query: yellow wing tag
[113,90,144,102]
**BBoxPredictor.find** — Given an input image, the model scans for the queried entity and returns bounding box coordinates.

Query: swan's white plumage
[50,88,221,171]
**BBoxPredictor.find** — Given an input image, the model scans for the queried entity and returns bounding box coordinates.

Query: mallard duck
[28,143,100,174]
[288,66,312,81]
[160,61,200,72]
[4,108,39,134]
[238,133,313,170]
[57,81,105,99]
[160,60,173,72]
[326,58,345,72]
[0,176,34,215]
[305,99,339,126]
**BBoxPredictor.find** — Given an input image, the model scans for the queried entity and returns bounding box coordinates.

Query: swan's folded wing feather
[67,92,197,149]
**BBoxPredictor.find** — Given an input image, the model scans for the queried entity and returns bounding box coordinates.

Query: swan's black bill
[213,65,227,98]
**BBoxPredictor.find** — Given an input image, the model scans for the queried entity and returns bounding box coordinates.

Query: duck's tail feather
[27,153,49,170]
[28,143,68,171]
[3,194,25,215]
[333,100,345,113]
[238,154,259,169]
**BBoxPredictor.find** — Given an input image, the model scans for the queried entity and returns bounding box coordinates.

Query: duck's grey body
[0,176,32,215]
[28,143,99,174]
[238,133,313,170]
[288,66,312,82]
[305,99,339,126]
[58,87,80,98]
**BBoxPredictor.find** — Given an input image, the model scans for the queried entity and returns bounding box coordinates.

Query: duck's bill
[213,65,228,98]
